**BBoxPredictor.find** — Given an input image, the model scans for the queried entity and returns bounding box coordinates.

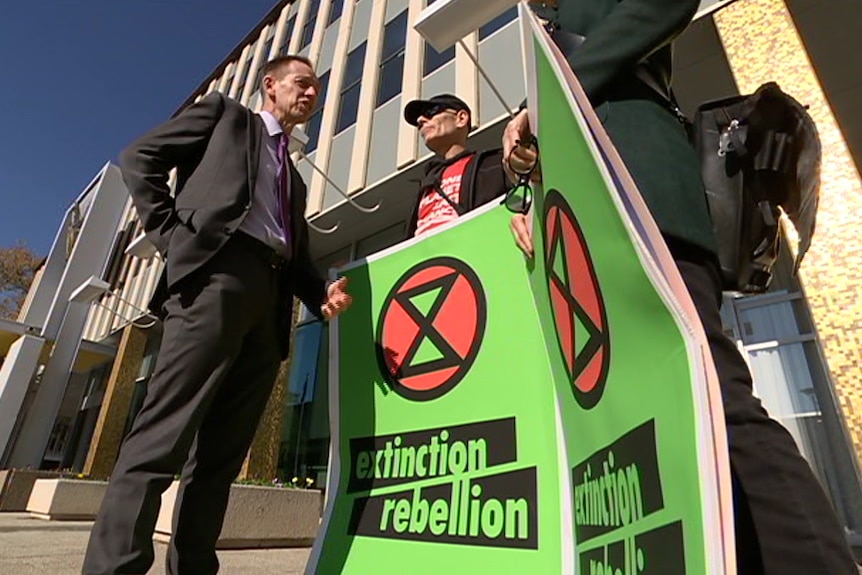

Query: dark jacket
[406,148,509,238]
[551,0,717,253]
[119,92,325,357]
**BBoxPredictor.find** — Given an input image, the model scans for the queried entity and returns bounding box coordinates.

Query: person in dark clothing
[403,94,509,238]
[506,1,858,574]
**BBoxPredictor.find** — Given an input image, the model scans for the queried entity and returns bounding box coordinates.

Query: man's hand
[510,213,535,259]
[321,276,353,320]
[502,108,538,184]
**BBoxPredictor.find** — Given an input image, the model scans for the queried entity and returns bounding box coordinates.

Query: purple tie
[276,133,292,254]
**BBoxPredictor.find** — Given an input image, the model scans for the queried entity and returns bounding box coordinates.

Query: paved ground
[0,512,311,574]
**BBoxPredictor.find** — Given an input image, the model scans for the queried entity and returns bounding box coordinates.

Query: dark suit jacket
[119,92,326,356]
[553,0,717,254]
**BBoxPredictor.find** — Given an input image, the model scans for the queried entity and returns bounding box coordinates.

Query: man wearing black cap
[403,94,509,238]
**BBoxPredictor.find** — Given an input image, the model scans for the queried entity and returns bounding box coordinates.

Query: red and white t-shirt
[414,154,474,237]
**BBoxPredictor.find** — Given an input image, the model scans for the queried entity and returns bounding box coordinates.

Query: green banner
[518,7,734,571]
[526,21,719,575]
[308,6,732,574]
[309,206,567,573]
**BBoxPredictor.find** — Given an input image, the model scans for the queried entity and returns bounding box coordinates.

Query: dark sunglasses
[418,104,456,120]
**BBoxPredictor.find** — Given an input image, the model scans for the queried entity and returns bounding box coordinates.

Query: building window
[279,16,297,55]
[376,10,408,107]
[336,42,366,133]
[731,293,862,528]
[222,69,236,94]
[424,43,454,76]
[263,36,275,60]
[304,71,330,153]
[300,0,322,50]
[356,221,406,258]
[81,362,112,408]
[123,329,162,438]
[479,6,517,40]
[327,0,344,26]
[236,45,256,96]
[44,419,72,463]
[720,250,862,536]
[254,36,276,93]
[422,0,453,75]
[103,221,135,290]
[277,318,328,484]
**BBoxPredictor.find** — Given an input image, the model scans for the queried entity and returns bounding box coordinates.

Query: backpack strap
[427,182,467,216]
[424,152,478,216]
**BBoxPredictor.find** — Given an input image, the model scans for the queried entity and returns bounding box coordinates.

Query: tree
[0,243,42,320]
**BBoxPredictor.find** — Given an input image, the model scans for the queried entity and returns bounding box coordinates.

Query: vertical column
[240,26,271,105]
[216,62,236,93]
[308,0,358,206]
[269,2,293,60]
[7,166,129,468]
[82,325,148,479]
[455,31,479,128]
[346,0,389,195]
[239,360,292,481]
[288,0,311,55]
[228,45,253,99]
[239,304,300,480]
[0,335,46,464]
[394,0,425,169]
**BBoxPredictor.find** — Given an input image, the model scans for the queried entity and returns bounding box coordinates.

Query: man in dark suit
[506,1,858,573]
[82,55,352,575]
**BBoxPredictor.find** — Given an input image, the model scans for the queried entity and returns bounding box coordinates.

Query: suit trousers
[670,241,857,575]
[82,236,286,575]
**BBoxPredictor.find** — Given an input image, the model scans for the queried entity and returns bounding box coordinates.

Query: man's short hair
[259,55,314,96]
[403,94,471,127]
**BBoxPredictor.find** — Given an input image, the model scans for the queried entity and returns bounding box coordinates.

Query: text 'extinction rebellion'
[346,418,538,549]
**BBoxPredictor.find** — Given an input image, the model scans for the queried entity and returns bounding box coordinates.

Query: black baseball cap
[404,94,471,127]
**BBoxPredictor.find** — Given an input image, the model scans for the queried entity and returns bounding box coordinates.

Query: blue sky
[0,0,277,256]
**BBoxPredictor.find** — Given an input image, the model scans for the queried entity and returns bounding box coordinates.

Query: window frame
[253,36,275,95]
[336,42,367,133]
[478,6,517,41]
[300,0,322,50]
[423,42,455,77]
[235,43,257,97]
[376,10,409,107]
[279,15,297,56]
[304,70,331,153]
[327,0,344,26]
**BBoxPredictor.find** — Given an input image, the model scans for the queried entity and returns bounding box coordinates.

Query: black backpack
[546,23,822,293]
[689,82,821,293]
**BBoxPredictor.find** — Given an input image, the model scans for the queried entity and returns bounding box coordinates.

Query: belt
[233,231,289,271]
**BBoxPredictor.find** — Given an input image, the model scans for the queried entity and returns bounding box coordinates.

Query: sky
[0,0,279,256]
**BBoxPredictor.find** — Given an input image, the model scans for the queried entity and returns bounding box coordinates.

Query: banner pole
[457,38,517,119]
